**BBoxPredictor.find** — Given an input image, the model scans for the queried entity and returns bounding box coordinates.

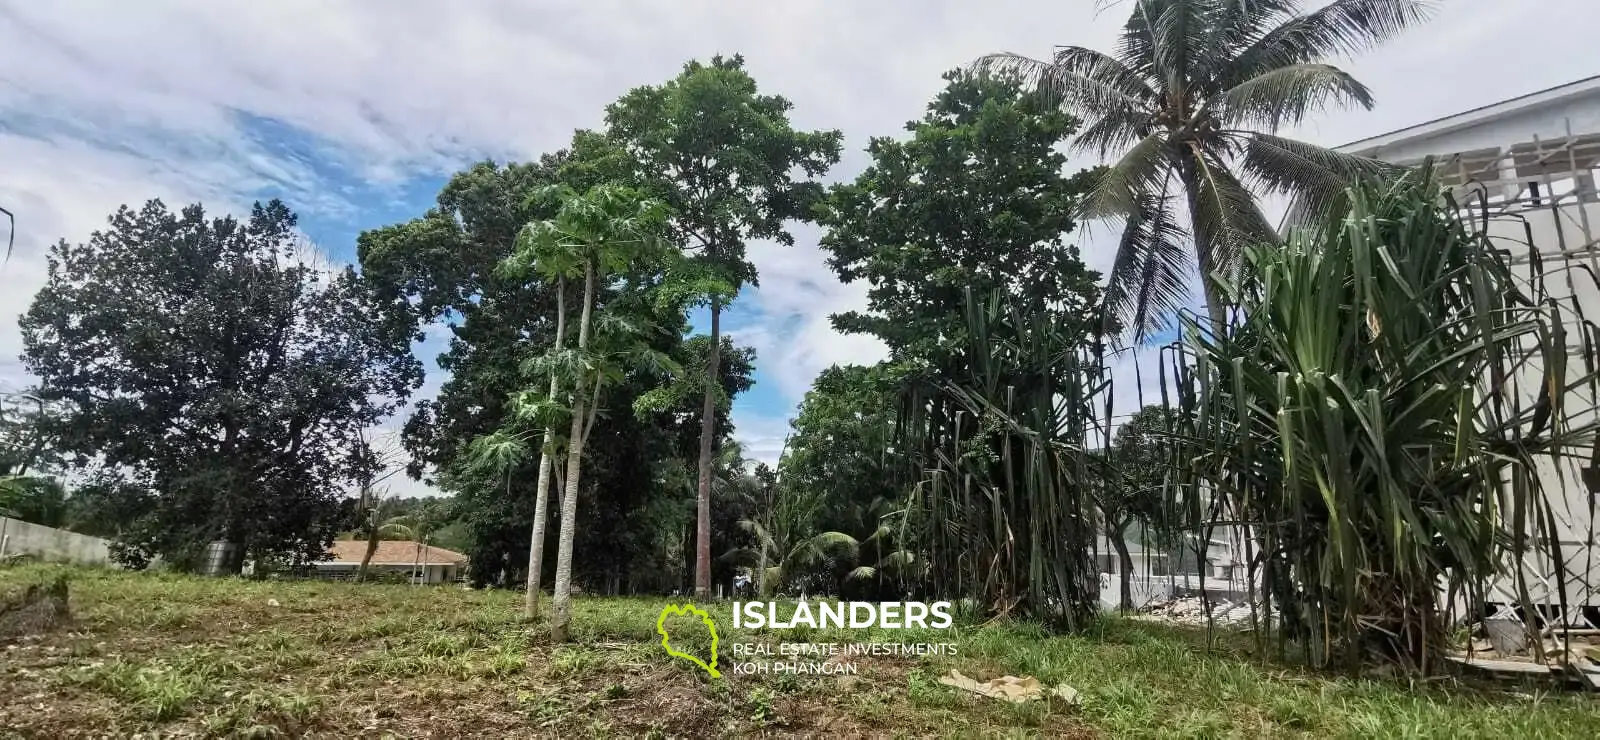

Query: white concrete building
[1337,74,1600,613]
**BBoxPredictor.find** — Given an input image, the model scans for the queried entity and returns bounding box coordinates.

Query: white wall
[1486,197,1600,608]
[0,517,113,566]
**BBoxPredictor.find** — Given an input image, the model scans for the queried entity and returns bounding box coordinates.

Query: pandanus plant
[897,288,1110,629]
[1164,168,1600,672]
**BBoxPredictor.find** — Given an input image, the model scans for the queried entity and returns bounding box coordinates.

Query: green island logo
[656,603,721,678]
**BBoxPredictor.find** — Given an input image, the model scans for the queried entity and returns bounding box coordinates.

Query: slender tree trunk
[1110,520,1135,612]
[693,299,723,599]
[525,276,567,619]
[551,262,596,642]
[757,537,768,597]
[1180,161,1229,329]
[358,514,380,583]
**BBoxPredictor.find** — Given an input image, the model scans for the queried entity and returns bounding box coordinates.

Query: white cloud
[730,410,792,469]
[4,0,1600,475]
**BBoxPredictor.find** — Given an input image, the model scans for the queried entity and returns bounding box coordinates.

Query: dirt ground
[4,565,1598,739]
[0,567,1085,738]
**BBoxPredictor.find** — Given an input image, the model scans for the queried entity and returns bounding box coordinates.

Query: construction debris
[937,670,1079,705]
[1447,610,1600,690]
[1131,596,1268,627]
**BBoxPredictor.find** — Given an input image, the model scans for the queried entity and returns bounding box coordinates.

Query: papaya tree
[495,183,679,640]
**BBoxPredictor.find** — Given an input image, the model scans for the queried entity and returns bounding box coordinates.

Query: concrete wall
[0,517,113,566]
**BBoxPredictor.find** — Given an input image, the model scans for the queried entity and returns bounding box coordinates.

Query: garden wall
[0,517,113,567]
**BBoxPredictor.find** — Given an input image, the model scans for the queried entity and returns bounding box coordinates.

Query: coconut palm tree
[722,477,860,598]
[974,0,1434,338]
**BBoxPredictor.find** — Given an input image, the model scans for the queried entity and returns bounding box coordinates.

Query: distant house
[314,540,468,584]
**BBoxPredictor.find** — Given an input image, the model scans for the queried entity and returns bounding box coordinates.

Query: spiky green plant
[897,288,1109,629]
[1166,168,1600,672]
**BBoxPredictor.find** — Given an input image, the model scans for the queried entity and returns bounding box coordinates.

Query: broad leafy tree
[21,200,422,570]
[605,55,842,598]
[817,70,1103,366]
[975,0,1432,336]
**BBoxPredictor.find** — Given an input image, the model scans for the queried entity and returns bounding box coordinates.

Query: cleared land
[1,565,1597,738]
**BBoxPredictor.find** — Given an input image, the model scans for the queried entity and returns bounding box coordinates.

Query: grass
[1,565,1596,738]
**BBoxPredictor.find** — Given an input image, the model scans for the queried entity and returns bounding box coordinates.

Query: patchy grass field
[2,565,1597,738]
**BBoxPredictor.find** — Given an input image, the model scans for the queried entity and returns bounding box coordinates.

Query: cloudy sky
[1,0,1595,494]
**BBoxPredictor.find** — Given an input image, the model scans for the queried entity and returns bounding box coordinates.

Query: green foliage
[605,54,843,293]
[974,0,1434,338]
[20,200,422,570]
[1170,169,1600,672]
[806,72,1107,622]
[0,475,67,527]
[1106,404,1181,543]
[606,54,842,597]
[720,463,862,597]
[778,363,908,597]
[817,70,1101,364]
[360,148,757,595]
[899,289,1109,629]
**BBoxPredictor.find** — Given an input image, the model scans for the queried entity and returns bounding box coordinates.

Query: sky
[1,0,1596,496]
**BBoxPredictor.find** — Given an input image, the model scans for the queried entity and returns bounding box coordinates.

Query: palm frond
[1114,0,1164,80]
[1203,0,1300,69]
[0,205,13,264]
[1233,132,1398,229]
[971,51,1151,121]
[1072,108,1162,161]
[1147,0,1208,95]
[1048,46,1159,104]
[1186,146,1277,280]
[1213,63,1374,132]
[1224,0,1437,86]
[1080,133,1173,220]
[1103,189,1193,343]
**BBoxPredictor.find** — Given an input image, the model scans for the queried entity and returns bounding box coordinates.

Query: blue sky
[2,0,1591,495]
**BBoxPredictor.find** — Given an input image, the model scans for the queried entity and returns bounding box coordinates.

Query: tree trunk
[1178,158,1229,329]
[551,262,595,642]
[358,516,380,583]
[757,537,768,597]
[525,276,567,619]
[1110,521,1135,612]
[693,300,722,599]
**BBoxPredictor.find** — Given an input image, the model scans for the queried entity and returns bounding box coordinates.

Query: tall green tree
[975,0,1432,337]
[815,71,1109,626]
[21,200,421,570]
[816,70,1103,366]
[359,154,754,596]
[605,55,842,598]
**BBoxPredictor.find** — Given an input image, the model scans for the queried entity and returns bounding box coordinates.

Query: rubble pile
[1134,596,1268,627]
